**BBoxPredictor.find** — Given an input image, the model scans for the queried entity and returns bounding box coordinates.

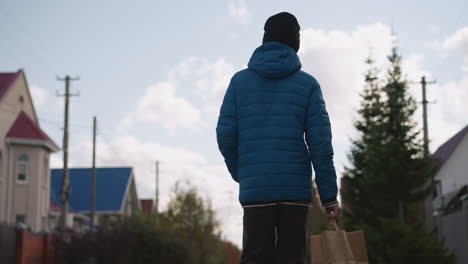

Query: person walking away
[216,12,341,264]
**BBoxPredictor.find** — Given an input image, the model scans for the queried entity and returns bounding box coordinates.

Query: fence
[0,224,17,264]
[0,224,57,264]
[16,229,56,264]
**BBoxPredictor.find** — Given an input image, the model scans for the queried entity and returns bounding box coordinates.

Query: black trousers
[241,202,310,264]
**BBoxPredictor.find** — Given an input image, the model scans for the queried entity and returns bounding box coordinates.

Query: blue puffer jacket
[216,42,337,205]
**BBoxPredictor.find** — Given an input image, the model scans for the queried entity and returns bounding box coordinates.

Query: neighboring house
[0,69,59,232]
[431,125,468,264]
[49,200,89,232]
[49,167,140,228]
[140,199,154,215]
[433,125,468,198]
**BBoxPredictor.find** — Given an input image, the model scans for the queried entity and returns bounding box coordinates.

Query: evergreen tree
[342,55,385,229]
[341,48,455,263]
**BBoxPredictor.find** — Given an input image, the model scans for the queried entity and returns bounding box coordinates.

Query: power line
[0,8,54,56]
[0,25,58,75]
[39,117,91,129]
[0,8,59,75]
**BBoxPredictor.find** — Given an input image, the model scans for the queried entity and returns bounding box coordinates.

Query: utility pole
[57,75,79,231]
[91,116,97,229]
[155,161,159,223]
[415,75,436,231]
[420,76,436,158]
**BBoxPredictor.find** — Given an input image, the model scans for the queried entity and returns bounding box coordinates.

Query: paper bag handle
[329,220,340,231]
[313,182,341,231]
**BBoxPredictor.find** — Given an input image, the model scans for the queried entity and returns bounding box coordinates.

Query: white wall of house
[7,145,51,231]
[435,134,468,196]
[0,72,37,224]
[123,176,140,216]
[0,72,52,232]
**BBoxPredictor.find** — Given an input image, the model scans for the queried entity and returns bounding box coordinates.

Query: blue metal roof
[50,167,133,212]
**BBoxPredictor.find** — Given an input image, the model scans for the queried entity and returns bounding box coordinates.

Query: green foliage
[364,217,455,264]
[57,213,189,264]
[58,182,241,264]
[341,49,454,263]
[161,182,230,264]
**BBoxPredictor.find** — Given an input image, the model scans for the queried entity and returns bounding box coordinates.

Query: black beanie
[263,12,300,52]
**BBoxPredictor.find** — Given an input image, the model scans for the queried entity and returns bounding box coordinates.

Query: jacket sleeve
[305,80,338,208]
[216,78,238,182]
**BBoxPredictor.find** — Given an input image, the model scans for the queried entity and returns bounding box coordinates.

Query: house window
[17,155,28,183]
[43,157,49,186]
[16,214,26,224]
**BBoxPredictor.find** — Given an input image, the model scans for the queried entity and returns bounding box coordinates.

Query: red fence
[16,229,56,264]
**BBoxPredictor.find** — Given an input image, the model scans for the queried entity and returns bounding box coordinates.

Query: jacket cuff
[321,197,338,208]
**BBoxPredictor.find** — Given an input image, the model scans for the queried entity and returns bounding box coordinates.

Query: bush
[57,214,189,264]
[57,183,241,264]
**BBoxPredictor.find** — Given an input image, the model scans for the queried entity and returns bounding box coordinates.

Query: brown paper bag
[310,226,368,264]
[310,184,368,263]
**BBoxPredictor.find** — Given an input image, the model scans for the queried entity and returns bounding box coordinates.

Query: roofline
[50,166,133,170]
[72,210,124,214]
[19,69,39,123]
[433,125,468,178]
[134,175,141,210]
[119,169,134,212]
[0,69,22,103]
[6,137,60,152]
[433,125,468,161]
[49,167,135,213]
[49,211,88,219]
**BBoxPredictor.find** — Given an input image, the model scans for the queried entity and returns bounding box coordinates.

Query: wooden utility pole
[420,76,436,158]
[155,161,159,223]
[91,116,97,228]
[416,75,436,231]
[57,75,79,231]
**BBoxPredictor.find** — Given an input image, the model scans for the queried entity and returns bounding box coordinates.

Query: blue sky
[1,0,467,245]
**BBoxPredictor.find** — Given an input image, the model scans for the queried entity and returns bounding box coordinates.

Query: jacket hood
[248,42,302,79]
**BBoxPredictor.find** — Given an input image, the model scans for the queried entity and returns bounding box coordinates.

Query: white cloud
[299,23,396,145]
[191,58,237,115]
[122,57,238,132]
[428,75,468,150]
[426,26,468,149]
[429,27,468,68]
[30,85,49,108]
[442,27,468,59]
[121,81,202,132]
[50,154,63,168]
[228,0,249,25]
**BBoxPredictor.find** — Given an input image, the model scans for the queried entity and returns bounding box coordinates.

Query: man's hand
[325,205,341,222]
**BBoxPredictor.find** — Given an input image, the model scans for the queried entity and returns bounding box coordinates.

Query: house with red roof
[0,69,59,232]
